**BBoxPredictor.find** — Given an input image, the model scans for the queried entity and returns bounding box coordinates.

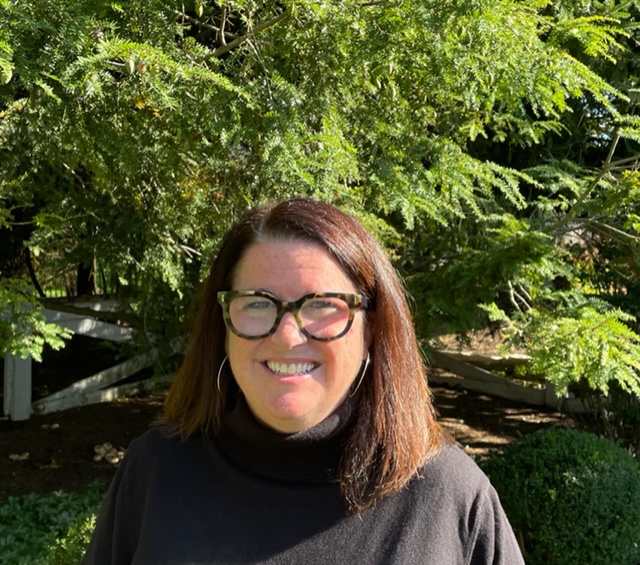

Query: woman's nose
[270,312,308,347]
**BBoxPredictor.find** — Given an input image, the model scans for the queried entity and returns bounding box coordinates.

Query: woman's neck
[216,393,357,481]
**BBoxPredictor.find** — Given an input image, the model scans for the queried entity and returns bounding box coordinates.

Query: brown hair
[163,197,443,512]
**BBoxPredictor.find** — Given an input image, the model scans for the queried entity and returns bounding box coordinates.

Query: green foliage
[408,214,568,336]
[0,278,71,360]
[481,427,640,565]
[483,293,640,397]
[526,301,640,396]
[0,0,639,405]
[0,481,105,564]
[42,514,97,565]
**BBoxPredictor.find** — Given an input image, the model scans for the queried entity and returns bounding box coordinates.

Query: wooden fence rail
[2,299,165,421]
[426,348,589,414]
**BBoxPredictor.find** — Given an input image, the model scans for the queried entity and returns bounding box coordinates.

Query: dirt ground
[0,335,573,501]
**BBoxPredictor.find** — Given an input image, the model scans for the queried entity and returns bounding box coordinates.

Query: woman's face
[226,239,370,433]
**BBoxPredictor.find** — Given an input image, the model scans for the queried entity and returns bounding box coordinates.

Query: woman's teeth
[266,362,317,375]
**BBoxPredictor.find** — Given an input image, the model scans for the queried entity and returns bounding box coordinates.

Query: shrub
[0,481,105,564]
[42,513,97,565]
[481,427,640,565]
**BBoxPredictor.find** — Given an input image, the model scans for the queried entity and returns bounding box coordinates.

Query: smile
[265,361,319,376]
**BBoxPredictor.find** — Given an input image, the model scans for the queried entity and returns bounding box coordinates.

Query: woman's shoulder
[125,425,183,455]
[119,425,211,475]
[416,441,493,498]
[428,440,486,472]
[395,443,524,564]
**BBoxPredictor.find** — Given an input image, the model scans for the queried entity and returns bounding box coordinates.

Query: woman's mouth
[265,361,319,376]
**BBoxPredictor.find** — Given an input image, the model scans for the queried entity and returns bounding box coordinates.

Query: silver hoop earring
[217,356,228,393]
[349,352,370,398]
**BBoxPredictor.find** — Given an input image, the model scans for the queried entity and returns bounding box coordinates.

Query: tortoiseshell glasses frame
[217,290,370,341]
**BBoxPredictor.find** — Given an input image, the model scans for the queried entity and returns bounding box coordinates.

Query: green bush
[0,481,105,564]
[42,513,97,565]
[481,427,640,565]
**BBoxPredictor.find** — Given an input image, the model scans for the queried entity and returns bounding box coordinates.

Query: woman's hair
[163,197,443,512]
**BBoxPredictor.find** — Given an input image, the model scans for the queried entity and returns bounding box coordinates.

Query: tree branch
[547,132,621,234]
[219,5,228,46]
[508,281,523,313]
[25,247,46,298]
[174,9,237,40]
[210,8,289,59]
[607,153,640,170]
[586,219,640,244]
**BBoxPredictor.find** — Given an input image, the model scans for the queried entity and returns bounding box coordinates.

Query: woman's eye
[305,299,341,312]
[244,300,273,310]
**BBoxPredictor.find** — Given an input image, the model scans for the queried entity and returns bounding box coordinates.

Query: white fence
[3,302,165,421]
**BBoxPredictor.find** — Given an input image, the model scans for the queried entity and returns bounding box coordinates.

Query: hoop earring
[349,352,370,398]
[217,356,228,393]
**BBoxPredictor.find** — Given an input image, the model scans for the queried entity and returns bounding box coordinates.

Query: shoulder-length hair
[163,197,442,513]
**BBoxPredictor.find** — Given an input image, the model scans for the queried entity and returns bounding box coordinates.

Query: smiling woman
[222,239,371,433]
[81,198,525,565]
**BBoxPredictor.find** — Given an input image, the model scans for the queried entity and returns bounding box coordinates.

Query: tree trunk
[76,258,97,296]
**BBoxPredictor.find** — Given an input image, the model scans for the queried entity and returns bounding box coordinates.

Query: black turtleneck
[217,393,355,482]
[82,396,524,565]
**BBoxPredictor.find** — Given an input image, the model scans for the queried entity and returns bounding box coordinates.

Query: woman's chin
[252,394,324,433]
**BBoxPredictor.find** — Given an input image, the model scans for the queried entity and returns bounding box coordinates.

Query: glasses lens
[228,295,278,337]
[299,296,351,339]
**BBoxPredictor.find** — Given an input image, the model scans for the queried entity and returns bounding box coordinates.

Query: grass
[0,481,106,564]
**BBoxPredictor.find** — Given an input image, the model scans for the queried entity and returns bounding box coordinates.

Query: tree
[1,0,639,401]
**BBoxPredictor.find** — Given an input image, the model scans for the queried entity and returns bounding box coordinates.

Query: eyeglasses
[217,290,370,341]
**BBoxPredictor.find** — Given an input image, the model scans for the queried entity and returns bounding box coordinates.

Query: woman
[83,198,524,564]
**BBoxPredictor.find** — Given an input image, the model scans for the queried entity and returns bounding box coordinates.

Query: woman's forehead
[232,240,356,295]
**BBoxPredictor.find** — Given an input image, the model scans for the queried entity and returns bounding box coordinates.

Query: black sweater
[82,397,524,564]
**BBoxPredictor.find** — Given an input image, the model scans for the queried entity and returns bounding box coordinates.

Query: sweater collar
[216,394,356,482]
